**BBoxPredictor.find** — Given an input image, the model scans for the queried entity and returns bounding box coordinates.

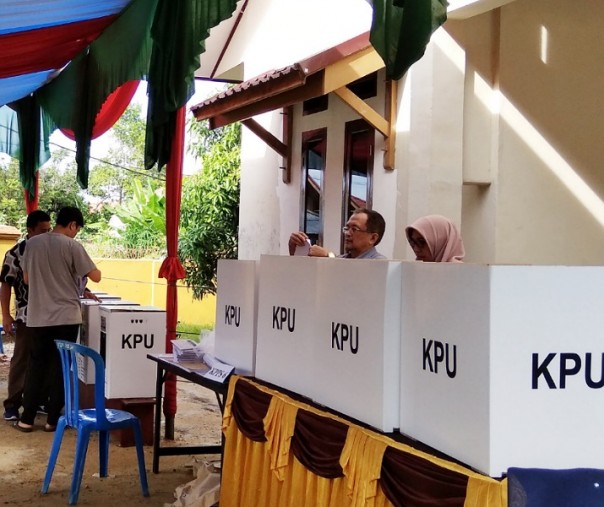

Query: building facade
[195,0,604,265]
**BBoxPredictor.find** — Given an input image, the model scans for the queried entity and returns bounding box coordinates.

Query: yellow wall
[0,227,21,257]
[0,238,17,256]
[91,258,216,328]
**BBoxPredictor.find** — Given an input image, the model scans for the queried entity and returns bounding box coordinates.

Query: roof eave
[190,31,385,128]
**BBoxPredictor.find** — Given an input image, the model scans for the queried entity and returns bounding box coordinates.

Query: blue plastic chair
[42,340,149,504]
[508,467,604,507]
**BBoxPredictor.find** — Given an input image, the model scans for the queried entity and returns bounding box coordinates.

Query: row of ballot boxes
[214,256,604,477]
[79,295,165,399]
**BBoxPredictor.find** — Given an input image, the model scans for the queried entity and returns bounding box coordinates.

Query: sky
[49,79,226,177]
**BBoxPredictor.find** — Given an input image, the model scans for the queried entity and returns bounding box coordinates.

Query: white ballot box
[79,299,139,384]
[214,259,258,375]
[400,263,604,476]
[100,305,165,398]
[95,294,122,301]
[310,259,402,432]
[255,255,317,397]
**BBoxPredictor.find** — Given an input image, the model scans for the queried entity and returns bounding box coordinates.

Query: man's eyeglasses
[342,225,371,234]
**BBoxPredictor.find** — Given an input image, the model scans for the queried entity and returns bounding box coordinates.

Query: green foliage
[112,105,147,155]
[0,101,166,257]
[179,120,241,299]
[176,321,213,343]
[0,158,27,228]
[87,103,156,206]
[0,150,92,231]
[1,98,243,286]
[114,178,166,255]
[38,155,88,216]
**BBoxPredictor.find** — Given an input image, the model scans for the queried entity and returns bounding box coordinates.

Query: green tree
[0,103,160,245]
[179,120,240,299]
[84,103,164,253]
[0,158,27,227]
[38,150,88,215]
[87,104,159,205]
[0,149,90,230]
[113,178,166,257]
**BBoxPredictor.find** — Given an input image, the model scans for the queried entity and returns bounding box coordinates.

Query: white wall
[237,111,283,259]
[216,0,373,79]
[494,0,604,264]
[394,29,466,260]
[447,0,604,264]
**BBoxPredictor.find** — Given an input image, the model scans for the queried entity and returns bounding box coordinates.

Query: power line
[49,141,166,182]
[98,276,193,290]
[0,123,165,182]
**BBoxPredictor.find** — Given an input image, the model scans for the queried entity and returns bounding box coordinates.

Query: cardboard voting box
[399,263,490,472]
[95,294,122,300]
[255,256,317,396]
[99,305,165,398]
[310,259,402,432]
[214,259,258,375]
[400,263,604,476]
[79,299,139,384]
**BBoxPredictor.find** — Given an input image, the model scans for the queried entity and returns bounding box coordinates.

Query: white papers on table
[171,339,198,362]
[200,354,235,383]
[171,339,234,383]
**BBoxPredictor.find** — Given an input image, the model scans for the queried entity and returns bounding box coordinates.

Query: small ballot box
[94,294,122,300]
[79,299,139,384]
[214,259,258,375]
[99,305,165,398]
[78,296,138,384]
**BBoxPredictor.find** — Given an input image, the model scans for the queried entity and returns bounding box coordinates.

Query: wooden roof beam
[240,105,293,183]
[333,78,397,170]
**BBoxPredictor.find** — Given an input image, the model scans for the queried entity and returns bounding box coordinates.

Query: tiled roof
[191,63,307,112]
[190,32,374,123]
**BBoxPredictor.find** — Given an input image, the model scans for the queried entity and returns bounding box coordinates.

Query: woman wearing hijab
[405,215,465,263]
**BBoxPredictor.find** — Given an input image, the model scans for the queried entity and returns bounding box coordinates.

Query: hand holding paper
[294,238,311,256]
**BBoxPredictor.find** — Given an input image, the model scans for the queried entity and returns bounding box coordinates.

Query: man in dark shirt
[0,210,51,421]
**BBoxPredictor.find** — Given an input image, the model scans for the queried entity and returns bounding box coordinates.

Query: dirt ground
[0,339,223,506]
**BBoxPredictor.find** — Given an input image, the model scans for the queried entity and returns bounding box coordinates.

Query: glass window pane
[343,120,373,223]
[347,130,370,217]
[302,130,326,244]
